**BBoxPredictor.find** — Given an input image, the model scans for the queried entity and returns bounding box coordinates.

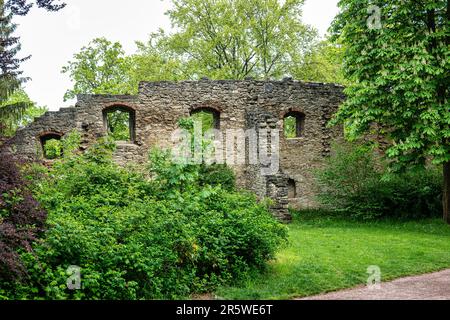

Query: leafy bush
[1,141,287,299]
[0,148,47,281]
[43,139,63,159]
[315,142,443,220]
[60,130,82,158]
[42,131,81,160]
[199,164,236,191]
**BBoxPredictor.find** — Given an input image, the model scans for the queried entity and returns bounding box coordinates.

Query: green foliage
[127,30,187,86]
[315,142,443,219]
[126,0,320,82]
[61,38,135,101]
[177,114,217,164]
[191,110,215,134]
[42,130,81,160]
[44,130,81,160]
[199,164,236,192]
[16,103,47,129]
[83,136,116,164]
[1,141,286,299]
[163,0,317,80]
[284,116,297,138]
[43,138,62,159]
[0,0,63,135]
[62,1,343,95]
[106,110,131,141]
[0,3,32,133]
[290,39,347,84]
[330,0,449,167]
[60,130,82,158]
[0,88,47,136]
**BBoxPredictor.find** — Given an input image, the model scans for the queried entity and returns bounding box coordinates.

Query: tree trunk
[444,161,450,224]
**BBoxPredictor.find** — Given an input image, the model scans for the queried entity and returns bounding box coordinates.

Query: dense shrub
[315,142,443,220]
[0,147,47,281]
[43,139,62,159]
[1,140,287,299]
[199,163,236,191]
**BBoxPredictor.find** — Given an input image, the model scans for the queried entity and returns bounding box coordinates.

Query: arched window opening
[185,107,221,163]
[284,112,305,138]
[287,178,297,199]
[103,106,135,143]
[40,133,63,159]
[190,107,220,133]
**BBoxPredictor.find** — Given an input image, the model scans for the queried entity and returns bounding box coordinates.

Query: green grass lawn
[215,212,450,300]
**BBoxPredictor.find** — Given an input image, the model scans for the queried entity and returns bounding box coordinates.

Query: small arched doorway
[287,178,297,199]
[39,132,63,159]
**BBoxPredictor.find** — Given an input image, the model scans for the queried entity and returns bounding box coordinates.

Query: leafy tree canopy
[127,30,189,86]
[290,39,347,84]
[0,1,30,125]
[330,0,449,221]
[0,87,47,136]
[0,0,63,133]
[61,38,135,101]
[5,0,65,15]
[65,0,346,95]
[162,0,317,80]
[331,0,449,167]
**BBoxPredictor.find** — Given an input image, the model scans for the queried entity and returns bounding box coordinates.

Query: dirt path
[298,269,450,300]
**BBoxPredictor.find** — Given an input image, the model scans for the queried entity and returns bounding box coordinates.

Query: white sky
[15,0,339,111]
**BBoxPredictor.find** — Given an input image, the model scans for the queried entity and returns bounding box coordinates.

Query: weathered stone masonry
[9,79,345,221]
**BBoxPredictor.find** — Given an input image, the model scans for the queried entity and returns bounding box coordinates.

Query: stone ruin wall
[8,79,345,221]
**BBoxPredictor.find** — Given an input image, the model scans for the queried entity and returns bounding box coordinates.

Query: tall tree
[163,0,316,80]
[330,0,449,223]
[0,0,30,126]
[0,0,64,134]
[290,39,347,84]
[127,30,188,85]
[61,37,135,101]
[0,88,47,136]
[67,1,329,91]
[6,0,65,15]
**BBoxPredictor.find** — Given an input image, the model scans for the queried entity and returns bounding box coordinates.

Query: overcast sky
[15,0,340,111]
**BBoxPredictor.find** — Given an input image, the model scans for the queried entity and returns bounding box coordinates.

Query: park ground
[214,211,450,300]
